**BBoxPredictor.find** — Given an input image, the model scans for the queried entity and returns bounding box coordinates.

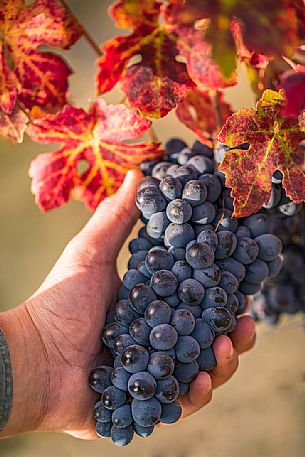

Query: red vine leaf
[97,1,193,118]
[0,104,28,143]
[27,99,162,211]
[218,90,305,218]
[176,89,232,144]
[279,65,305,118]
[0,0,81,115]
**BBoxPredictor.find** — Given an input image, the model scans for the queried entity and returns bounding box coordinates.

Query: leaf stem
[211,91,223,130]
[59,0,102,57]
[17,101,33,123]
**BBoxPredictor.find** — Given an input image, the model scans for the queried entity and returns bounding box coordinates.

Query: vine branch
[59,0,102,57]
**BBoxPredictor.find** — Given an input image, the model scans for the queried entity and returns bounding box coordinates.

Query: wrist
[0,303,50,437]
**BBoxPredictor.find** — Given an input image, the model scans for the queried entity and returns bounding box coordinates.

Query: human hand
[0,170,256,440]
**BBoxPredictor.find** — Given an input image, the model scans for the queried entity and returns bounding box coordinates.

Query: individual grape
[165,223,195,248]
[93,401,113,423]
[272,169,283,184]
[168,246,186,261]
[239,280,262,295]
[151,270,178,296]
[96,421,112,438]
[201,307,232,333]
[178,147,195,165]
[129,318,151,346]
[159,176,183,201]
[175,336,200,363]
[218,270,239,294]
[114,334,137,355]
[190,140,213,158]
[213,209,238,232]
[114,355,123,368]
[137,175,160,190]
[178,278,205,305]
[266,256,283,279]
[123,269,147,290]
[194,223,214,236]
[166,164,180,176]
[182,180,207,206]
[101,386,126,410]
[128,372,157,400]
[165,137,188,156]
[148,351,175,379]
[225,294,239,314]
[140,159,161,176]
[160,401,182,424]
[164,292,180,308]
[192,318,215,349]
[129,283,157,313]
[215,231,237,260]
[196,347,217,371]
[193,264,221,288]
[215,258,246,282]
[152,161,171,180]
[186,242,214,269]
[188,155,214,174]
[243,213,272,237]
[198,174,222,202]
[114,300,140,327]
[233,237,259,265]
[145,300,172,327]
[137,261,152,279]
[221,188,234,211]
[146,211,170,239]
[133,424,154,437]
[111,367,131,391]
[197,228,218,250]
[171,260,192,283]
[128,251,148,269]
[235,290,248,315]
[255,234,282,261]
[171,309,195,335]
[278,200,300,216]
[138,226,163,246]
[129,237,152,253]
[191,202,216,224]
[102,323,128,350]
[177,303,203,318]
[166,199,193,224]
[150,324,178,350]
[244,258,269,284]
[121,345,149,374]
[155,376,179,403]
[178,382,190,395]
[111,425,134,447]
[112,404,133,428]
[131,398,162,426]
[136,186,166,217]
[214,141,230,163]
[145,247,175,274]
[174,360,199,383]
[175,165,198,184]
[235,225,251,239]
[201,286,227,309]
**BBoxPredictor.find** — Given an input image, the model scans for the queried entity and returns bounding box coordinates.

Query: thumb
[77,169,143,261]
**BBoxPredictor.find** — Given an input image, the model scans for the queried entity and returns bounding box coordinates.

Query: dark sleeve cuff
[0,328,13,431]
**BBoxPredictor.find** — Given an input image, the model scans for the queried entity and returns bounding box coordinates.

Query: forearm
[0,304,50,437]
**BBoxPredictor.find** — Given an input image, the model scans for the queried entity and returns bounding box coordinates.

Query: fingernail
[227,343,235,359]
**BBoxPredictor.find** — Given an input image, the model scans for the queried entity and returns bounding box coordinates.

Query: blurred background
[0,1,304,456]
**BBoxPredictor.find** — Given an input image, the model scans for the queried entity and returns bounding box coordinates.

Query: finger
[179,372,212,419]
[75,170,143,260]
[230,315,256,355]
[209,336,239,389]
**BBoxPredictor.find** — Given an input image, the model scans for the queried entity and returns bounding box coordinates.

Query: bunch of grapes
[252,210,305,325]
[88,138,283,446]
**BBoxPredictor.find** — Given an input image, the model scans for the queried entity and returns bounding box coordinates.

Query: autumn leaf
[0,0,81,115]
[0,104,28,143]
[27,99,162,211]
[97,1,193,118]
[218,89,305,217]
[279,65,305,117]
[176,89,232,145]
